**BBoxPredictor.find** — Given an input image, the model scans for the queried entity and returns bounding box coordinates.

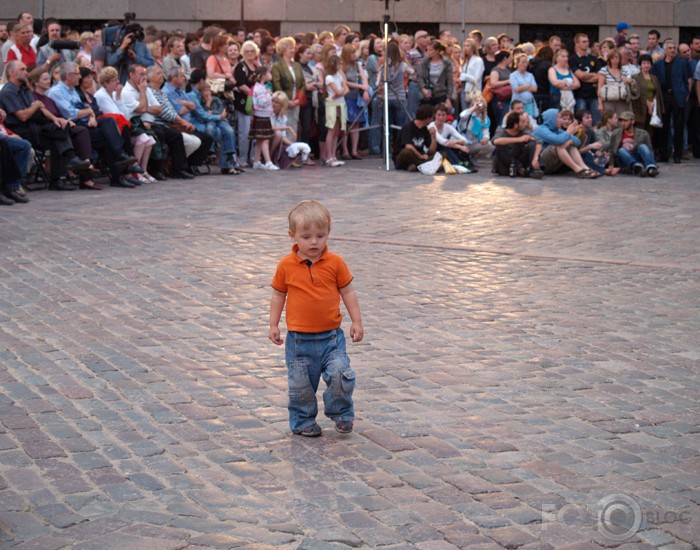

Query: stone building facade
[2,0,699,44]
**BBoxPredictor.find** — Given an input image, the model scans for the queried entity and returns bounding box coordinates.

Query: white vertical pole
[383,21,390,171]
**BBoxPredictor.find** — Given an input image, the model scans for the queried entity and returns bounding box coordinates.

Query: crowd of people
[1,13,699,204]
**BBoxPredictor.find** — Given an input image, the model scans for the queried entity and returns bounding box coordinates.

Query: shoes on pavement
[335,420,354,434]
[172,170,195,179]
[0,195,14,205]
[49,179,78,191]
[263,161,279,171]
[5,191,29,203]
[295,423,322,437]
[647,166,659,178]
[115,154,138,168]
[65,156,91,172]
[110,177,135,188]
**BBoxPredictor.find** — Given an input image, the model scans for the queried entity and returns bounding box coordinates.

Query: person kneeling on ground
[610,111,659,177]
[393,103,438,171]
[532,108,601,179]
[492,110,544,178]
[455,95,495,165]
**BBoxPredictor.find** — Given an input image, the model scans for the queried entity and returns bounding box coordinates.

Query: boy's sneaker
[335,420,353,434]
[263,161,279,171]
[296,423,322,437]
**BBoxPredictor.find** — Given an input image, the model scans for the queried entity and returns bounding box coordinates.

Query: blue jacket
[532,108,580,147]
[652,56,692,107]
[106,41,154,84]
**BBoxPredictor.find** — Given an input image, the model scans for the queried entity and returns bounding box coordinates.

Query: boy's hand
[349,322,364,343]
[269,326,283,345]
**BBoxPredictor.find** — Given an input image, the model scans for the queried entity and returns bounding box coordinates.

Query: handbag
[600,80,628,102]
[650,99,663,128]
[207,78,226,95]
[245,90,254,116]
[481,82,493,103]
[296,89,308,107]
[492,83,512,102]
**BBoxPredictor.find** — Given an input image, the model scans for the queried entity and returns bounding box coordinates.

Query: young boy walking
[269,200,364,437]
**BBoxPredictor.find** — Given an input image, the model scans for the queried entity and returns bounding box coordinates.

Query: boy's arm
[269,289,287,345]
[339,283,364,343]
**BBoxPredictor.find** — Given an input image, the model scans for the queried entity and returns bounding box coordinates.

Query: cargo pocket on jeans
[339,363,356,394]
[288,359,315,404]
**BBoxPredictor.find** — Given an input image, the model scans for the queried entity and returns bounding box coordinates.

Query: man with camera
[105,16,154,84]
[36,18,78,68]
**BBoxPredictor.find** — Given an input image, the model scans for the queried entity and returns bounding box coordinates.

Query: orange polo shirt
[271,244,353,333]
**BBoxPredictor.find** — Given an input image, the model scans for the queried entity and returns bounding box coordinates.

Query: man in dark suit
[652,39,693,163]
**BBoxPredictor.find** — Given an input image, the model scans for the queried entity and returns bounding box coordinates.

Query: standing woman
[509,53,537,117]
[227,40,241,66]
[375,40,410,147]
[339,43,369,159]
[631,53,663,137]
[314,44,337,164]
[417,40,455,112]
[272,36,305,140]
[528,45,554,113]
[481,37,499,87]
[206,33,235,89]
[367,38,385,155]
[489,50,512,132]
[459,37,484,109]
[324,54,349,167]
[548,48,580,111]
[597,49,631,116]
[233,40,261,166]
[296,44,322,151]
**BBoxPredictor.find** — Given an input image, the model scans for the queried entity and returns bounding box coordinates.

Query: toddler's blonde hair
[288,200,332,233]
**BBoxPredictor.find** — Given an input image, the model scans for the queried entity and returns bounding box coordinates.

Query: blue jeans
[204,120,236,168]
[285,328,356,432]
[369,95,406,155]
[406,81,422,120]
[2,136,33,190]
[616,144,656,170]
[575,97,601,126]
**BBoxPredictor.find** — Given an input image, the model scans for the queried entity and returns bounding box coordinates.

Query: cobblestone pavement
[1,158,699,549]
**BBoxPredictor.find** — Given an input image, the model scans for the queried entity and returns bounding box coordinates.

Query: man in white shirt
[121,63,193,179]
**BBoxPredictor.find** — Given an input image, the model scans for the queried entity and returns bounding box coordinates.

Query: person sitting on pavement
[573,109,607,175]
[393,102,438,171]
[492,110,543,178]
[47,62,138,190]
[532,108,600,178]
[428,102,477,172]
[0,60,89,191]
[610,110,659,177]
[455,95,495,164]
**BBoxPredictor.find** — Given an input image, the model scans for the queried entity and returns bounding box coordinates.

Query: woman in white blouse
[459,38,484,109]
[428,102,476,172]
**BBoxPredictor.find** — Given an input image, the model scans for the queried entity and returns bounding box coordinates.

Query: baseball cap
[617,21,632,32]
[619,111,635,120]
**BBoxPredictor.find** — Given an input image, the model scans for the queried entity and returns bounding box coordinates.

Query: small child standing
[269,200,364,437]
[248,66,279,171]
[271,91,315,168]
